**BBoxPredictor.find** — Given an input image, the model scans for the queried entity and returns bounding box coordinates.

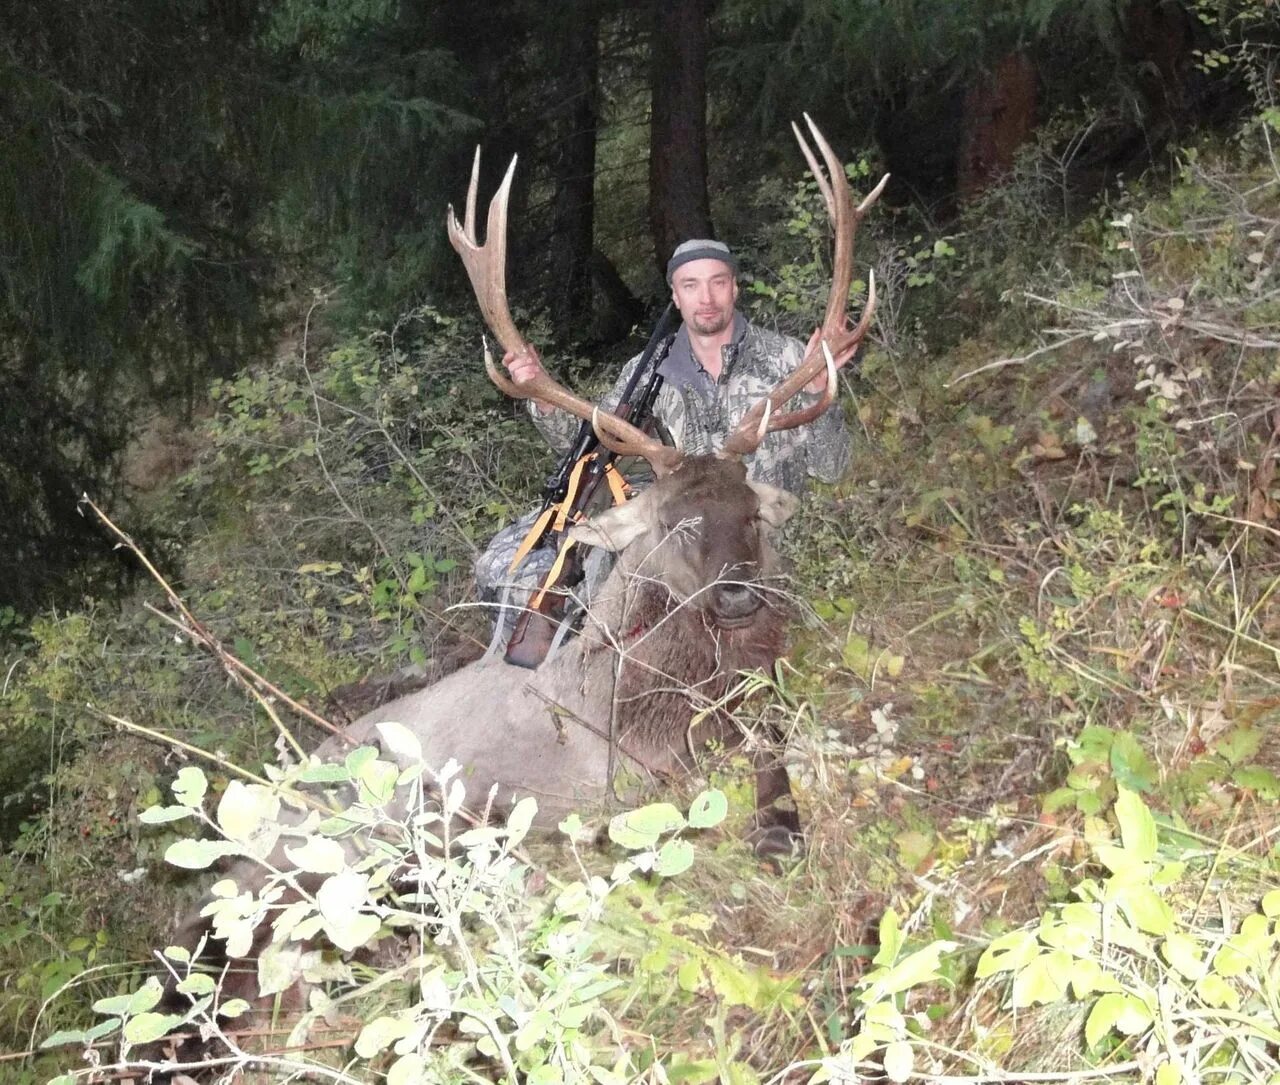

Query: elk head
[568,457,798,628]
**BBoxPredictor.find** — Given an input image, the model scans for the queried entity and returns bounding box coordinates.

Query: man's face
[671,258,738,336]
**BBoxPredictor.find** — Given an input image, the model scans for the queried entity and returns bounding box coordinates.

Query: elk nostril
[711,582,761,620]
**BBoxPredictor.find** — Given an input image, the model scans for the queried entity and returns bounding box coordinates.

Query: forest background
[2,0,1280,1082]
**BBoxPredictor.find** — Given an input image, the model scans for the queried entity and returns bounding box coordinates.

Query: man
[475,238,859,642]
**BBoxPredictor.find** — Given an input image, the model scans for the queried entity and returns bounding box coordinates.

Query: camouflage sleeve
[777,334,852,485]
[803,396,852,484]
[526,352,646,455]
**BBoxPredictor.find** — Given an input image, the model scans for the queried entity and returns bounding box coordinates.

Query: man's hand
[802,325,860,394]
[502,345,552,414]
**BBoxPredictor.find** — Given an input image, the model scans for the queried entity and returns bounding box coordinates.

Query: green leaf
[297,761,352,784]
[1161,932,1205,979]
[1115,885,1173,936]
[164,838,238,870]
[1262,889,1280,917]
[1114,787,1158,860]
[1194,973,1240,1009]
[608,803,685,850]
[1232,765,1280,797]
[860,942,956,1002]
[1155,1060,1182,1085]
[1012,949,1071,1007]
[975,928,1037,977]
[218,998,251,1018]
[873,908,903,967]
[1085,993,1151,1048]
[1110,734,1157,792]
[41,1029,89,1049]
[172,765,208,808]
[94,980,161,1016]
[654,839,695,877]
[687,789,728,829]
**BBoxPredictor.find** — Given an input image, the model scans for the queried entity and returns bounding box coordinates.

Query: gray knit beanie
[666,239,738,283]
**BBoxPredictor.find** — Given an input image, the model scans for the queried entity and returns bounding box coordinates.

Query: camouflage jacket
[530,313,850,494]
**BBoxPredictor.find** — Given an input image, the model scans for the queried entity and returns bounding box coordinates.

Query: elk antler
[721,116,889,458]
[446,148,683,476]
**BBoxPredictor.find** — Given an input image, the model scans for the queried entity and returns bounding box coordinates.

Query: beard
[691,308,732,335]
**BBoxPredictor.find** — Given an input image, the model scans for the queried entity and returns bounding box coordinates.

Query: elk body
[317,454,803,844]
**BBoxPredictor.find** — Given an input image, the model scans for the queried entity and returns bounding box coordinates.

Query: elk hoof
[747,823,803,862]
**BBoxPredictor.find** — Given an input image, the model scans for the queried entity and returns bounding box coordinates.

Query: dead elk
[155,116,883,1068]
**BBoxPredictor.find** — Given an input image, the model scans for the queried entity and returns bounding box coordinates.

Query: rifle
[503,304,681,668]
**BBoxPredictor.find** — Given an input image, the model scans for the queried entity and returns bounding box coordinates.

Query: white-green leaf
[216,781,280,843]
[256,943,305,997]
[654,839,695,877]
[387,1052,429,1085]
[139,804,194,824]
[687,789,728,829]
[176,973,217,997]
[164,838,238,869]
[375,720,423,765]
[284,836,347,874]
[506,796,538,842]
[218,998,251,1018]
[355,1014,413,1059]
[608,802,685,850]
[122,1012,184,1045]
[172,766,208,808]
[883,1040,914,1084]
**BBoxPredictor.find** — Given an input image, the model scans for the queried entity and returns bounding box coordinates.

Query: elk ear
[750,481,799,528]
[567,500,651,552]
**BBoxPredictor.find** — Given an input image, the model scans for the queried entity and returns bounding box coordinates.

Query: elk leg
[747,751,802,859]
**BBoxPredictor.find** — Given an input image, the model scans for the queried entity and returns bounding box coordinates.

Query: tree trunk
[549,10,601,338]
[957,51,1038,202]
[648,0,712,276]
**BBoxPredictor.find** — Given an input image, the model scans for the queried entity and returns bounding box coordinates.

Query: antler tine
[722,117,887,459]
[448,148,682,475]
[463,145,480,238]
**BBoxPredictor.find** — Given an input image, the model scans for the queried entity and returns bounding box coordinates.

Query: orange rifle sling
[604,462,630,506]
[508,504,555,574]
[530,537,576,609]
[552,452,591,533]
[507,451,592,574]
